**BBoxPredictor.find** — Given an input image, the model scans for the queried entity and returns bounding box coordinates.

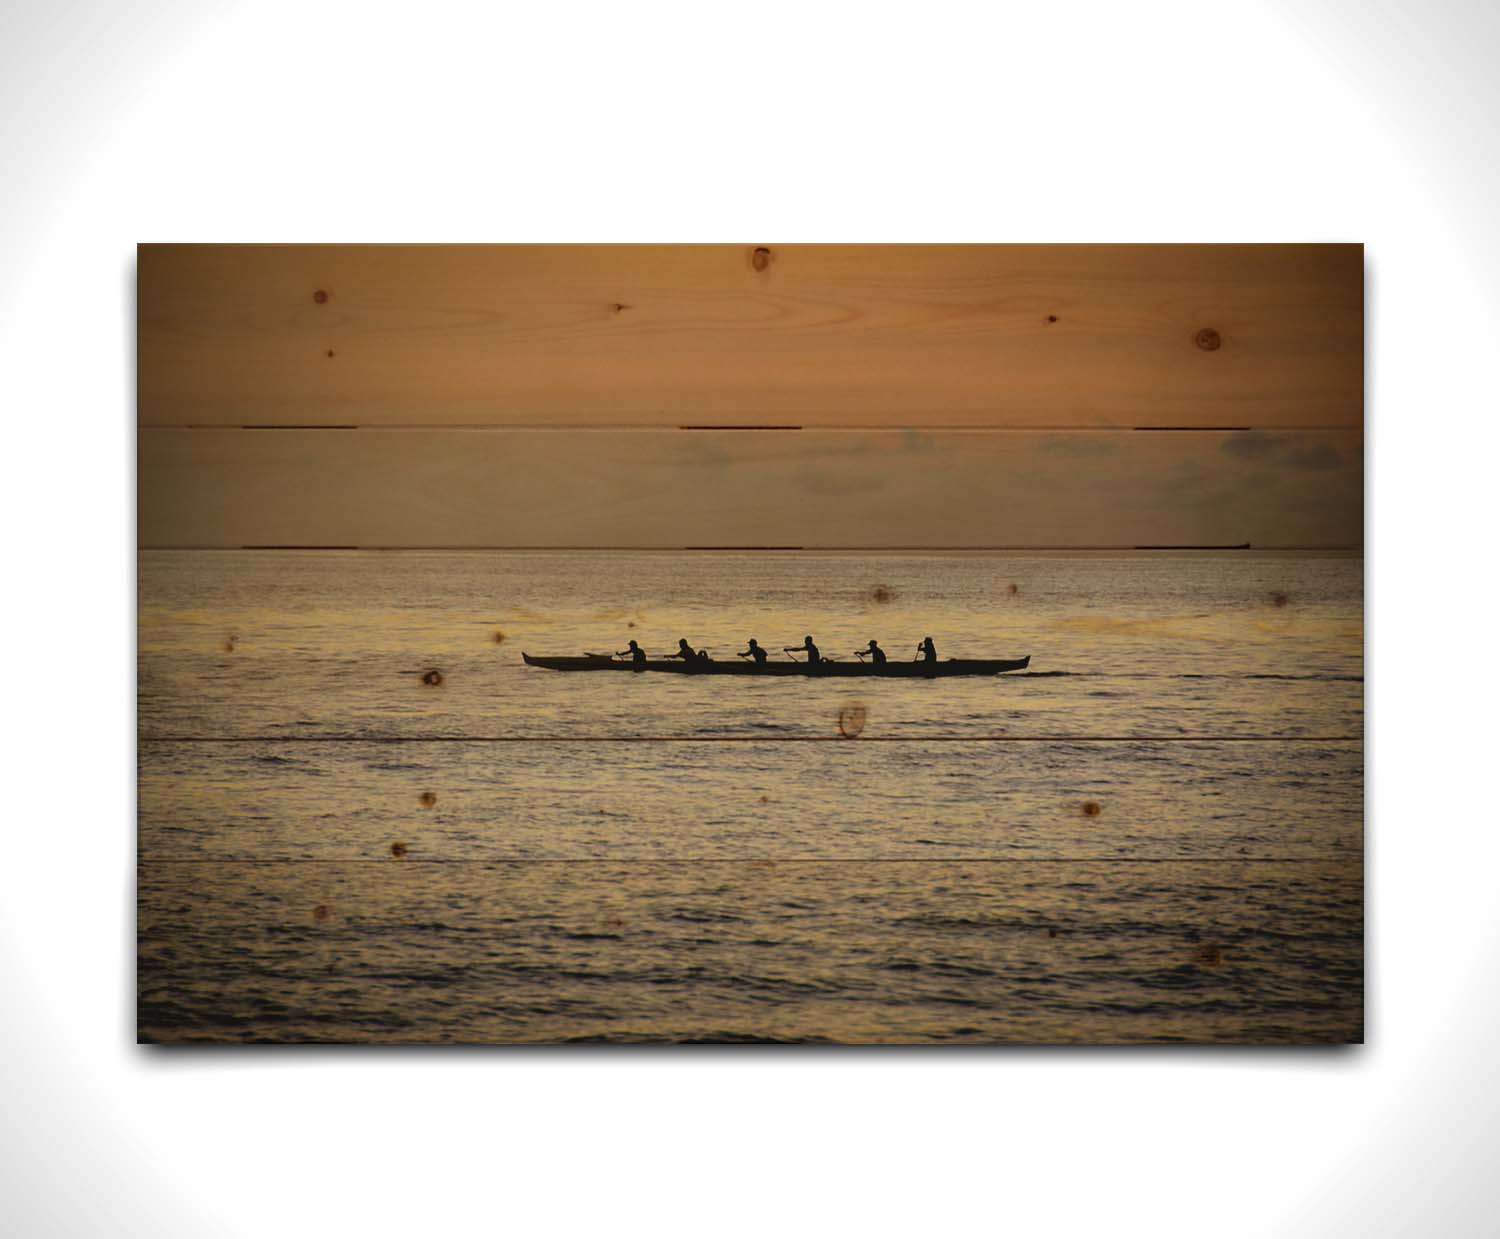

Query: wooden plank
[139,662,1361,740]
[138,548,1362,739]
[137,428,1363,549]
[139,739,1362,861]
[137,859,1363,1043]
[138,244,1362,429]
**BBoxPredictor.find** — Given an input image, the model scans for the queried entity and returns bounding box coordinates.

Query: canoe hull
[522,653,1031,677]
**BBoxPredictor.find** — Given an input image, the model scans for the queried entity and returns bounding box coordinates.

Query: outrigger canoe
[522,653,1031,677]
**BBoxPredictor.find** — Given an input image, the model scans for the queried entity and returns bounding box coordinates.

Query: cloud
[794,464,886,497]
[1220,432,1282,460]
[1285,442,1343,471]
[1036,434,1121,458]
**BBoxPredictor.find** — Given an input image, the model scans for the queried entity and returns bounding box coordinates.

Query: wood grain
[138,244,1362,429]
[139,739,1362,861]
[134,245,1365,1045]
[137,859,1363,1043]
[139,656,1361,740]
[138,548,1363,739]
[137,428,1363,549]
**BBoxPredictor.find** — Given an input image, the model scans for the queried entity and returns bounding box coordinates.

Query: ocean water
[138,551,1363,1043]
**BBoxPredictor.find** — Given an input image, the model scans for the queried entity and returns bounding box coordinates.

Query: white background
[1,1,1496,1234]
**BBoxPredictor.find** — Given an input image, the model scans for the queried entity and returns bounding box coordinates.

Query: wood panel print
[136,244,1364,1044]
